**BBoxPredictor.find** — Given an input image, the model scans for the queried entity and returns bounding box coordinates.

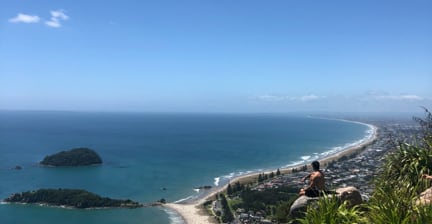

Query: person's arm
[422,174,432,180]
[302,174,311,182]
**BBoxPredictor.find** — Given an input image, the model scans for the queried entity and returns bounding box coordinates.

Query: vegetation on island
[4,189,142,209]
[209,108,432,223]
[40,148,103,167]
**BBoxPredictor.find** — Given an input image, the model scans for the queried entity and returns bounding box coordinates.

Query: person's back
[309,170,325,191]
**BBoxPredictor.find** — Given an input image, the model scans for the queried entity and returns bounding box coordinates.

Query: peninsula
[4,189,142,209]
[40,148,103,167]
[163,121,380,223]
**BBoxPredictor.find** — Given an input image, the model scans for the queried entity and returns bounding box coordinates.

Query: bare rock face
[289,186,363,221]
[416,187,432,206]
[289,195,319,220]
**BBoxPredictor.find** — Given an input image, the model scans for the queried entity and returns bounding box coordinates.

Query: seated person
[299,160,325,197]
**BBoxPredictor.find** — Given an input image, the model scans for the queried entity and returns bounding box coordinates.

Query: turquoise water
[0,111,370,223]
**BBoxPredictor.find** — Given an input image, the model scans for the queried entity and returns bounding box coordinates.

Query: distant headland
[40,148,103,167]
[3,189,142,209]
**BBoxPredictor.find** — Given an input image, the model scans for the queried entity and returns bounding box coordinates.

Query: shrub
[297,194,366,224]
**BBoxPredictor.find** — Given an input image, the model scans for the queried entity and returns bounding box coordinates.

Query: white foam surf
[223,172,235,179]
[163,208,186,224]
[173,195,195,204]
[282,120,376,169]
[301,156,311,161]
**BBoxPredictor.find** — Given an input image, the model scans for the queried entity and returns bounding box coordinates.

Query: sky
[1,0,431,113]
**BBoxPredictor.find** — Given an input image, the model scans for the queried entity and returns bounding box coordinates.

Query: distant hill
[4,189,142,209]
[40,148,103,167]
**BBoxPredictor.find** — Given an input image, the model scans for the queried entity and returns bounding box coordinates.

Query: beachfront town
[211,117,422,224]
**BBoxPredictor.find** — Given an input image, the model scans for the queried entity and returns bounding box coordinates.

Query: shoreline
[163,121,379,224]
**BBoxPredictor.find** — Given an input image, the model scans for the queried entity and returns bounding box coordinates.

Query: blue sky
[1,0,431,113]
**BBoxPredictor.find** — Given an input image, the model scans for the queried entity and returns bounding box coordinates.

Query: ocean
[0,111,372,224]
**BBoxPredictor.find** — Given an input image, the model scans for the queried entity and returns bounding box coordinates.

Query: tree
[234,181,243,192]
[227,184,233,196]
[258,174,263,182]
[276,168,281,176]
[220,194,234,222]
[276,201,292,223]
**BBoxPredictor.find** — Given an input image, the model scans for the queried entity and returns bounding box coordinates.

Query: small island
[3,189,142,209]
[40,148,103,167]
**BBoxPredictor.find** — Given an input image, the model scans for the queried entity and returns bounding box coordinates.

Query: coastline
[163,121,379,224]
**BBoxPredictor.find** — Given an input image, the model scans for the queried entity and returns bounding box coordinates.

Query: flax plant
[366,108,432,223]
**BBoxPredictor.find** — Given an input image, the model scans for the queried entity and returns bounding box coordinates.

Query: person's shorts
[305,189,321,197]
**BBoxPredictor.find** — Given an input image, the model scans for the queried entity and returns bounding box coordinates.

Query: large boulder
[335,186,363,206]
[289,195,319,220]
[416,187,432,206]
[289,186,362,220]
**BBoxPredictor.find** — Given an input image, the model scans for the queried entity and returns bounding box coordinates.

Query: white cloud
[368,92,424,101]
[378,94,423,100]
[400,95,424,100]
[45,20,61,28]
[256,94,325,102]
[51,10,69,20]
[299,94,322,102]
[256,94,285,102]
[9,10,69,28]
[8,13,40,23]
[45,10,69,28]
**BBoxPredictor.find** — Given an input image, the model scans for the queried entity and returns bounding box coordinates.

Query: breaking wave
[163,208,185,224]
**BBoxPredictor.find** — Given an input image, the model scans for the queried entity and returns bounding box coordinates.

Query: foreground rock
[416,187,432,206]
[289,186,362,220]
[335,186,363,206]
[4,189,142,209]
[40,148,102,167]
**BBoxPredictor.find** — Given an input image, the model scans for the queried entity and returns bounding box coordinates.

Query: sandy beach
[164,203,217,224]
[163,122,378,224]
